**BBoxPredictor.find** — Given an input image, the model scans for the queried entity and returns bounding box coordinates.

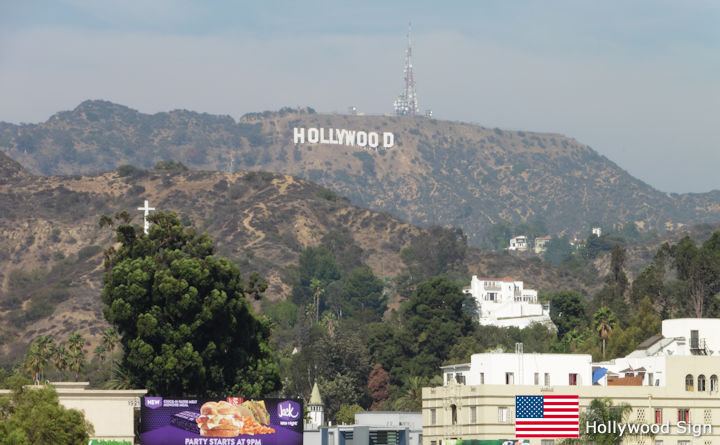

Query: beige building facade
[1,382,146,444]
[424,355,720,445]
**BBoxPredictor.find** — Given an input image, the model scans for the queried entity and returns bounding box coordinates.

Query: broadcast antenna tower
[394,22,419,116]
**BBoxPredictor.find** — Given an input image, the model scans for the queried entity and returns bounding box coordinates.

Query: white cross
[137,199,155,234]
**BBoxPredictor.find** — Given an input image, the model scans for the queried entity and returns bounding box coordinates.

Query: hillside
[2,101,720,245]
[0,156,598,363]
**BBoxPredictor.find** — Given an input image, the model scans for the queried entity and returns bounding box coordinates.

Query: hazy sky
[1,1,718,193]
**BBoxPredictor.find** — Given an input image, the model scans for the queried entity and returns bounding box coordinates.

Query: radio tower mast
[394,22,419,116]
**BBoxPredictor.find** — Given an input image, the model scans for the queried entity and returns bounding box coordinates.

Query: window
[480,373,485,384]
[691,330,699,349]
[470,406,477,423]
[534,372,540,385]
[544,373,550,386]
[685,374,694,391]
[711,375,718,392]
[648,373,654,386]
[655,441,663,445]
[655,408,663,424]
[569,373,578,385]
[447,373,454,384]
[451,404,457,425]
[506,372,515,385]
[678,409,690,423]
[431,408,436,425]
[456,373,466,384]
[698,375,707,391]
[499,407,508,422]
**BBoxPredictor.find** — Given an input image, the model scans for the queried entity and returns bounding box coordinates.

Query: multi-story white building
[424,318,720,445]
[442,349,592,388]
[462,276,552,329]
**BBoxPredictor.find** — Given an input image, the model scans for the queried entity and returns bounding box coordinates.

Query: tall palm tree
[68,350,85,381]
[94,344,106,365]
[102,328,120,371]
[593,307,618,359]
[66,332,86,381]
[53,344,70,380]
[23,341,45,384]
[35,336,55,381]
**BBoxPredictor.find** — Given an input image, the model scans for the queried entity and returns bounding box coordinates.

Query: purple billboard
[140,397,303,445]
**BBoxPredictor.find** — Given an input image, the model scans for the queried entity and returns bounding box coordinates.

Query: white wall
[444,353,592,387]
[662,318,720,355]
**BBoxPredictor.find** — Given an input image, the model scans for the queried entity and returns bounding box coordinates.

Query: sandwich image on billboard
[140,397,303,445]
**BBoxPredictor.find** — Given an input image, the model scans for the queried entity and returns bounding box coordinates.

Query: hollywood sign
[293,127,395,150]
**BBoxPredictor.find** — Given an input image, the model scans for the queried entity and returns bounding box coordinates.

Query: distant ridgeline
[293,127,395,151]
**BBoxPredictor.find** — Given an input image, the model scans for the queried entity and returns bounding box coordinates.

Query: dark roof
[636,334,664,350]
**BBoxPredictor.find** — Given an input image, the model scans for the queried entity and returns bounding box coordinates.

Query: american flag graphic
[515,395,579,438]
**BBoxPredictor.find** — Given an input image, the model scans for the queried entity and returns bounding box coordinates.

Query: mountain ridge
[2,100,719,244]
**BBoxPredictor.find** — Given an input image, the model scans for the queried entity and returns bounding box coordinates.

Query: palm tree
[392,376,425,411]
[53,344,70,380]
[94,344,106,365]
[68,350,85,381]
[593,307,618,359]
[35,336,55,381]
[23,342,45,384]
[66,332,86,381]
[105,362,134,390]
[101,328,120,371]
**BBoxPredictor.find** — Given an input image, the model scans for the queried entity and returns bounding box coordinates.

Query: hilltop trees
[101,211,280,397]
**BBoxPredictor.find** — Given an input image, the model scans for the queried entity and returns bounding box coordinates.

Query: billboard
[140,397,303,445]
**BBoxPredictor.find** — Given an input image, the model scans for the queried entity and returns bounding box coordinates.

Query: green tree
[666,233,720,317]
[0,382,94,444]
[66,333,86,381]
[606,296,661,359]
[549,291,588,338]
[402,276,474,378]
[101,327,120,372]
[544,235,573,265]
[101,211,280,397]
[53,345,70,380]
[341,266,386,321]
[593,307,618,359]
[291,247,341,308]
[483,221,512,251]
[335,403,364,425]
[22,342,46,384]
[392,375,427,412]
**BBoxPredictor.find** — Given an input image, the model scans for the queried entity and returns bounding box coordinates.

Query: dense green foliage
[0,378,94,445]
[101,211,280,397]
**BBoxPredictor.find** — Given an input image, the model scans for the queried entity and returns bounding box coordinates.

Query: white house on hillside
[462,276,553,329]
[508,235,528,251]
